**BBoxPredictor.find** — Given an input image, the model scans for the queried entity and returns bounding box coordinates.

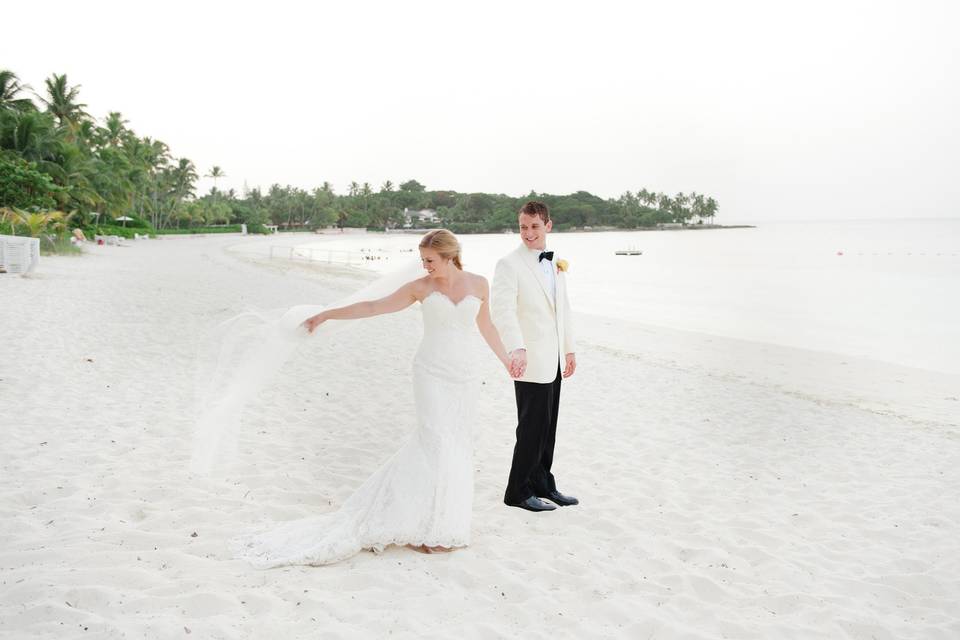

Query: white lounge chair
[0,234,40,275]
[94,234,122,246]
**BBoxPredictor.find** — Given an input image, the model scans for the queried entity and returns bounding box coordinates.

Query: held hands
[507,349,527,379]
[504,351,575,378]
[301,312,327,334]
[563,352,577,378]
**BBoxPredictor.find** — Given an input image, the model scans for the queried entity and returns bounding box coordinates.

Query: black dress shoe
[540,490,579,506]
[506,496,557,512]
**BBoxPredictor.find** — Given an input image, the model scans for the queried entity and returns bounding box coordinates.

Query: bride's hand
[508,349,526,378]
[302,312,327,334]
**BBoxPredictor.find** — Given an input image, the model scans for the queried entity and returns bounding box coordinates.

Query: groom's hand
[563,353,577,378]
[509,349,527,378]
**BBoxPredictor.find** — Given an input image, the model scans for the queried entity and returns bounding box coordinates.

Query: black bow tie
[538,251,554,262]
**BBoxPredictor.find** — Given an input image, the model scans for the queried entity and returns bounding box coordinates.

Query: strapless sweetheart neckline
[423,290,482,307]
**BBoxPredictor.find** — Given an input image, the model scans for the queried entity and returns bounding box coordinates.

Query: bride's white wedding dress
[231,291,483,568]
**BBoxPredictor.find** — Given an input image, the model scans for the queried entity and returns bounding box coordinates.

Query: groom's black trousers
[504,367,562,504]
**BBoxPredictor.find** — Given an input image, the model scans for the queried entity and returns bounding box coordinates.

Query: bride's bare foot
[406,544,431,554]
[405,544,454,554]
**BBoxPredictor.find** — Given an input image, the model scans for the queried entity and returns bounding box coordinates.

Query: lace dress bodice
[414,291,482,382]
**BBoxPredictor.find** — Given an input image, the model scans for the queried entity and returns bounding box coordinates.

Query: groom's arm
[491,258,525,354]
[562,280,577,355]
[562,274,577,377]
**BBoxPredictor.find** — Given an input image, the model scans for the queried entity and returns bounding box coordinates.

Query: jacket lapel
[555,260,566,315]
[516,245,555,310]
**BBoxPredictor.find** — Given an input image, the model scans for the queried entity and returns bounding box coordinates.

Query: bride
[230,229,516,567]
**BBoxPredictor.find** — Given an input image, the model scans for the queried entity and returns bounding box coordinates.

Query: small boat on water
[615,247,642,256]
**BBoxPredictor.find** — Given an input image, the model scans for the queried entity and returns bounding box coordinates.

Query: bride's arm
[475,279,514,375]
[302,282,419,333]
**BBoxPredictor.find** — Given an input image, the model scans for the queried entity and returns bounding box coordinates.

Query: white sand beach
[1,234,958,639]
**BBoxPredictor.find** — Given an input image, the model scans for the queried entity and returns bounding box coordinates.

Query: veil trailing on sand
[190,258,426,475]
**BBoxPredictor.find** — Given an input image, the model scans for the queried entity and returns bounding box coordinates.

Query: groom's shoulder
[495,247,523,271]
[502,245,526,262]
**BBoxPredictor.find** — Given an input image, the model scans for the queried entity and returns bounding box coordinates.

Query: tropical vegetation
[0,68,721,251]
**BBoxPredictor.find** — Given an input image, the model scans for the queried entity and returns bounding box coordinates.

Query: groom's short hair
[519,201,550,224]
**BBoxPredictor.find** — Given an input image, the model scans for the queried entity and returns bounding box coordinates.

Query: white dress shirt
[533,247,557,304]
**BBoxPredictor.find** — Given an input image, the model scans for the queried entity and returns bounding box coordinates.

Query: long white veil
[190,258,425,475]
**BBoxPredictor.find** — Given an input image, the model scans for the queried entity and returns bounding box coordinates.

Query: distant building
[403,207,438,228]
[657,222,685,229]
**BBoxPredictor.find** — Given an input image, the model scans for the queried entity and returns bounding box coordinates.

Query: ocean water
[296,219,960,374]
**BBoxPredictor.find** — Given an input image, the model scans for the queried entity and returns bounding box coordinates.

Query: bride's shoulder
[461,270,487,284]
[462,271,490,296]
[406,276,433,299]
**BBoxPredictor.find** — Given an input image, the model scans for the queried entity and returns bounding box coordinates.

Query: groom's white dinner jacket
[492,245,576,384]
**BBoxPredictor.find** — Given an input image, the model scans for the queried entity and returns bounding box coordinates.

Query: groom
[492,201,578,513]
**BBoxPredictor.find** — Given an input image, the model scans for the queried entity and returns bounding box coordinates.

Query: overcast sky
[4,0,958,221]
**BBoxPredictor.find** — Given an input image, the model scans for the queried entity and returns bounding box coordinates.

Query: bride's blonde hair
[419,229,463,270]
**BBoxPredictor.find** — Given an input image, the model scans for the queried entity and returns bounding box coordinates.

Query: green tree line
[1,69,719,237]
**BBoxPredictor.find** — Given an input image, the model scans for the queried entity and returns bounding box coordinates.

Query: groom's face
[519,213,552,251]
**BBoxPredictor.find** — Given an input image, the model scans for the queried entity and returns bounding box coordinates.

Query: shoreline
[228,232,960,380]
[254,224,757,236]
[143,223,756,241]
[381,224,756,234]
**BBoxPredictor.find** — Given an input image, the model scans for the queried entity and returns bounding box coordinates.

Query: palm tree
[150,158,196,229]
[39,141,101,213]
[174,159,199,198]
[91,145,134,216]
[673,192,690,223]
[637,188,655,207]
[0,70,34,112]
[0,109,60,162]
[657,192,673,213]
[205,165,226,191]
[38,74,89,132]
[691,193,706,223]
[705,197,719,225]
[101,112,129,147]
[204,166,227,224]
[118,135,158,218]
[0,207,71,238]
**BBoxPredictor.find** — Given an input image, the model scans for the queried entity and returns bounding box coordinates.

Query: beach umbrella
[115,215,134,227]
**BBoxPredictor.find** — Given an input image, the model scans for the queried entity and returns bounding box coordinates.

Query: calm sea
[296,219,960,375]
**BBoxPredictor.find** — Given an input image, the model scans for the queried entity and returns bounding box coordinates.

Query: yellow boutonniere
[556,259,569,273]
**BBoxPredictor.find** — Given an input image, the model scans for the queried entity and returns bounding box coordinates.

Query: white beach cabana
[0,234,41,275]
